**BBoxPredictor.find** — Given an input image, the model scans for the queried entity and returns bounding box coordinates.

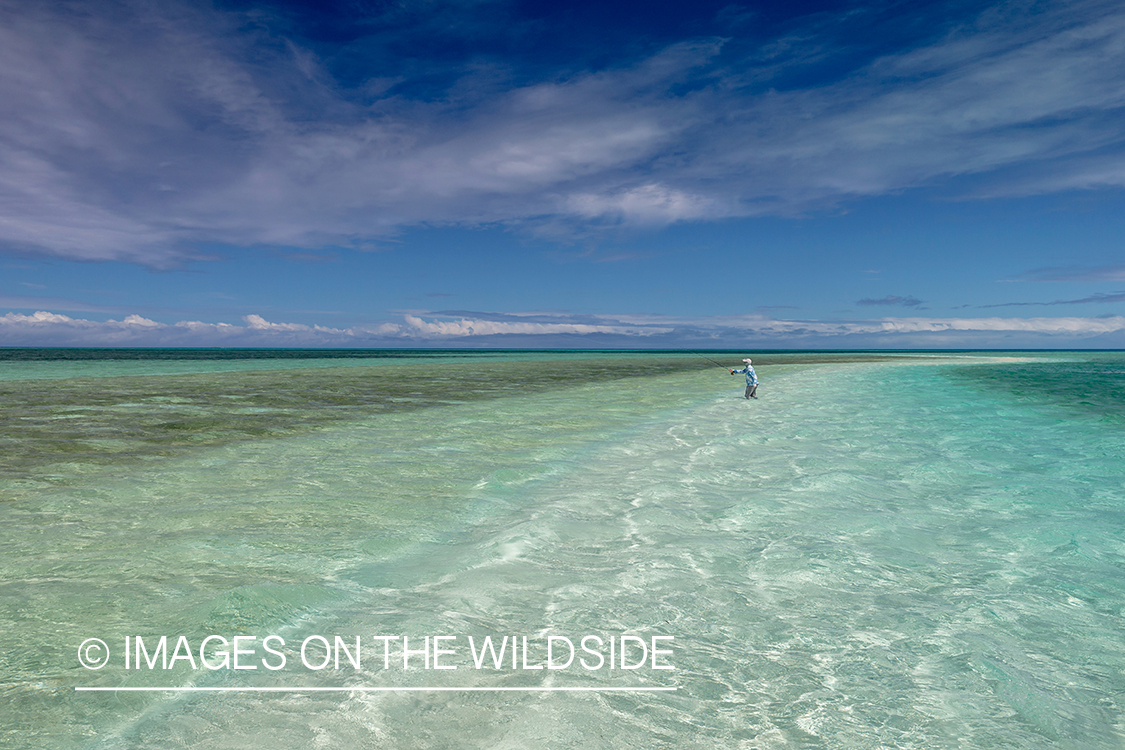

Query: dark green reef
[0,349,929,484]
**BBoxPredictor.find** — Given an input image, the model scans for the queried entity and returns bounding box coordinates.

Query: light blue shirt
[733,364,758,386]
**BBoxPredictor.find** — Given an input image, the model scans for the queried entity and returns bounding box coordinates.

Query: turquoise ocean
[2,349,1124,749]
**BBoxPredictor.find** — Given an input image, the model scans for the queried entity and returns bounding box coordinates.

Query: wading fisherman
[730,358,758,399]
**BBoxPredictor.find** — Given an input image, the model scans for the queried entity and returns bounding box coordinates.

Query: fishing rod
[691,351,734,370]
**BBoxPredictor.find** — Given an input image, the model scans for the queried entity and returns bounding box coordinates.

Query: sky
[2,0,1124,348]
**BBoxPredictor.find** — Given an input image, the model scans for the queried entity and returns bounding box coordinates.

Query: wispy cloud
[1006,264,1125,282]
[857,295,924,307]
[1,1,1124,266]
[0,293,130,314]
[980,291,1125,308]
[565,183,719,224]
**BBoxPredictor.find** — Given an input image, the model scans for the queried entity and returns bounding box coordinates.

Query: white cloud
[0,311,343,346]
[244,314,314,332]
[403,314,670,337]
[565,184,718,223]
[8,311,74,325]
[0,0,1124,264]
[831,315,1125,335]
[708,313,1125,337]
[121,314,161,327]
[3,309,1124,348]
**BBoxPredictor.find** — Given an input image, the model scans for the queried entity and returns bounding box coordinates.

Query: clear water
[3,350,1124,749]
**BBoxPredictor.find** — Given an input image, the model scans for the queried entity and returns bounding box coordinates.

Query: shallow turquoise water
[2,351,1123,748]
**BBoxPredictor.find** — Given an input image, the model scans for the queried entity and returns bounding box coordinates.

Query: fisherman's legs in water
[744,384,758,399]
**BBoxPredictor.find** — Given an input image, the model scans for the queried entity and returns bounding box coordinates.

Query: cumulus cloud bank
[2,0,1124,265]
[3,309,1124,348]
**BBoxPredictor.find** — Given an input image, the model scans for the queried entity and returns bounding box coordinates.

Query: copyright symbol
[78,638,110,670]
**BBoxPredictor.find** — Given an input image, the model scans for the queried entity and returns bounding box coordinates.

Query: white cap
[742,358,752,363]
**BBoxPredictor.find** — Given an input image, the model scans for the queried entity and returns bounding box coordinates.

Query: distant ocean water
[2,349,1123,749]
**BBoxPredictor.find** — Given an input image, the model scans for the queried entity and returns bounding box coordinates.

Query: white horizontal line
[76,686,677,693]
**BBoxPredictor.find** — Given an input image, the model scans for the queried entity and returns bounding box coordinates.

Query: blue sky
[2,0,1124,348]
